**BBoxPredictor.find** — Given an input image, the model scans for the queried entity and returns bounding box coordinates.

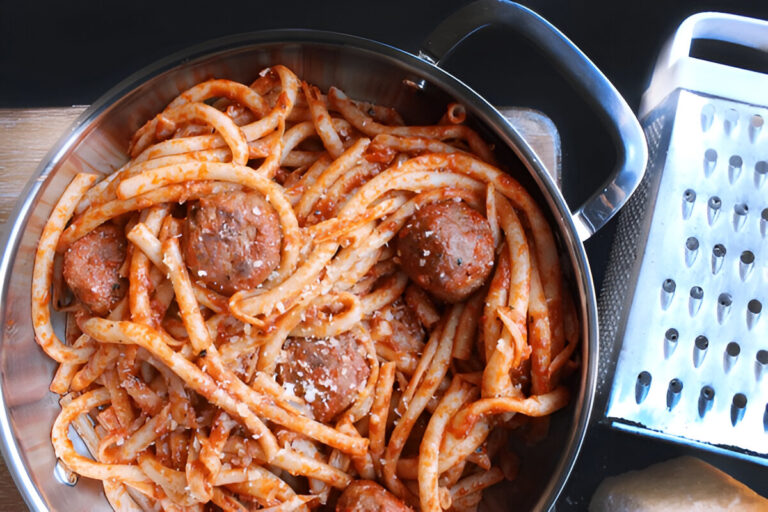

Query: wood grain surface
[0,108,86,229]
[0,451,24,509]
[0,108,89,511]
[0,106,558,511]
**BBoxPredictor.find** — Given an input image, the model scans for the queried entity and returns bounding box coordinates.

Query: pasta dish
[32,64,579,511]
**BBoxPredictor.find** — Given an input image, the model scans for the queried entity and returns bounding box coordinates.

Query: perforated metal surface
[603,90,768,462]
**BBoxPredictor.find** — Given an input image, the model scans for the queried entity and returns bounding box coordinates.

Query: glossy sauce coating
[396,201,494,303]
[62,223,127,316]
[182,191,281,295]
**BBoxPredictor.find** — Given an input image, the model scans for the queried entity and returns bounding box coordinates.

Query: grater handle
[641,12,768,117]
[420,0,648,241]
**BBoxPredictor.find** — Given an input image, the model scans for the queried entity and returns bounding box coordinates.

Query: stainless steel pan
[0,1,647,509]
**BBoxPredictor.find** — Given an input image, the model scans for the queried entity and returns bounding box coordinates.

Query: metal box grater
[601,12,768,463]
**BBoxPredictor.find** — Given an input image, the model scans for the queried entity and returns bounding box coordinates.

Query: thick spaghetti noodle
[33,64,579,512]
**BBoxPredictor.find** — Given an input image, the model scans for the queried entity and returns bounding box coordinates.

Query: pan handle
[419,0,648,241]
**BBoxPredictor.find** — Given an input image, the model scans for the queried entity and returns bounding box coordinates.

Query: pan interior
[0,34,594,512]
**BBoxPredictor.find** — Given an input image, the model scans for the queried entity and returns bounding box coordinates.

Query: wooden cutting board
[0,106,560,511]
[0,107,89,510]
[0,108,87,227]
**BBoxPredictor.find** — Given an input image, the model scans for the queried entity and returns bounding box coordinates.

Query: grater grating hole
[731,393,747,426]
[764,404,768,431]
[717,293,732,324]
[693,335,708,368]
[740,250,755,281]
[751,115,764,144]
[711,245,726,275]
[724,108,739,134]
[635,371,652,404]
[728,155,743,183]
[682,189,696,219]
[699,385,716,418]
[725,341,740,373]
[733,203,748,231]
[756,161,768,187]
[661,279,676,310]
[747,300,762,330]
[689,286,704,316]
[707,196,721,225]
[685,237,699,267]
[704,149,717,176]
[690,286,703,300]
[762,209,768,237]
[701,104,715,131]
[756,351,767,382]
[664,328,679,359]
[667,378,683,410]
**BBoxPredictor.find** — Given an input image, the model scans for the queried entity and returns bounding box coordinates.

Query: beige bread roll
[589,456,768,511]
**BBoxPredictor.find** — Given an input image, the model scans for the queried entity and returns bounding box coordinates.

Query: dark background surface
[2,0,768,509]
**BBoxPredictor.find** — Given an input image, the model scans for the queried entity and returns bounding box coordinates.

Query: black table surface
[2,0,768,509]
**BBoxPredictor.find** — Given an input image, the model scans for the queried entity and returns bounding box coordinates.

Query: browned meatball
[336,480,413,512]
[62,224,127,316]
[396,201,494,303]
[277,333,369,423]
[370,298,425,353]
[183,191,281,295]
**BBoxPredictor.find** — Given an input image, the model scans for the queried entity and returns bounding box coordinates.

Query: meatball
[277,333,369,423]
[336,480,413,512]
[183,191,281,295]
[370,298,425,353]
[396,201,494,302]
[62,223,128,316]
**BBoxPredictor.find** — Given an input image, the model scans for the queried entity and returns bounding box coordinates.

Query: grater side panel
[604,90,768,461]
[596,92,679,415]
